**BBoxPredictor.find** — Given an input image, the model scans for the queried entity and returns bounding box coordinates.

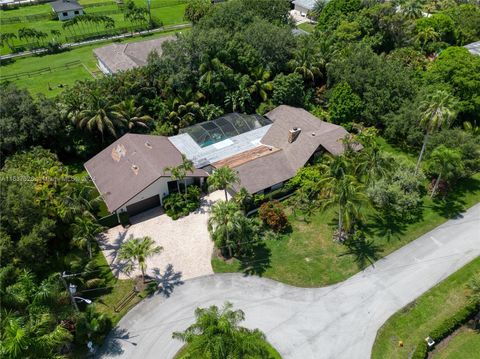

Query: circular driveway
[99,204,480,359]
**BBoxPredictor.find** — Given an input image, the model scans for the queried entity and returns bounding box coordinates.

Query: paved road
[99,204,480,359]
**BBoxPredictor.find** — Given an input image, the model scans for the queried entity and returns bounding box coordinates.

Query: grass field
[371,257,479,359]
[432,327,480,359]
[298,22,315,33]
[0,28,186,96]
[0,0,187,55]
[212,140,480,287]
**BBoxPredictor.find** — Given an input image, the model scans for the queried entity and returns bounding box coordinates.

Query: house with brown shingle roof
[93,35,176,75]
[85,106,359,217]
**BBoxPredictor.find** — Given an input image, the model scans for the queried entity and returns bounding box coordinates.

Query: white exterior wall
[116,176,200,213]
[97,58,112,75]
[57,9,83,21]
[117,177,170,213]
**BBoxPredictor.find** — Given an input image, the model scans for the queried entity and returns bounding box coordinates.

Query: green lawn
[371,257,480,359]
[432,327,480,359]
[0,28,187,97]
[174,341,282,359]
[0,0,187,55]
[213,140,480,287]
[297,22,316,33]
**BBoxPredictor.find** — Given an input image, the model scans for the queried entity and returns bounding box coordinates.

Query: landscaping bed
[174,341,282,359]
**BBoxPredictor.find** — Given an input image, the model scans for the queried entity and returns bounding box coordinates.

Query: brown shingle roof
[231,106,359,193]
[93,35,176,74]
[84,134,207,212]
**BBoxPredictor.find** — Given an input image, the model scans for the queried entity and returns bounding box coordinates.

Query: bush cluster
[411,301,479,359]
[163,186,201,220]
[258,200,289,233]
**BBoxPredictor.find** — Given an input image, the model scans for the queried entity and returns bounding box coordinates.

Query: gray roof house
[51,0,84,21]
[93,35,176,75]
[85,106,360,217]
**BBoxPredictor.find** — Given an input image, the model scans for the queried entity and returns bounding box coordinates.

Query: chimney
[288,127,301,143]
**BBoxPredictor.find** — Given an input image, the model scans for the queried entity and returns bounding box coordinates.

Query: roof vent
[131,164,139,175]
[288,127,302,143]
[312,132,316,136]
[145,141,152,149]
[111,144,127,162]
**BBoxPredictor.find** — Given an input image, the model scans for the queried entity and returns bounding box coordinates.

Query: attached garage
[126,195,161,216]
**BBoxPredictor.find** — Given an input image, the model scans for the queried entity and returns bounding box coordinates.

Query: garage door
[126,195,161,216]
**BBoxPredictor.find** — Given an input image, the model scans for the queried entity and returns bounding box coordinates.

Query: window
[74,10,79,14]
[62,12,68,16]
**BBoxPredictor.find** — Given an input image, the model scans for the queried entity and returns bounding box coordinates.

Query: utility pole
[147,0,152,27]
[59,272,79,312]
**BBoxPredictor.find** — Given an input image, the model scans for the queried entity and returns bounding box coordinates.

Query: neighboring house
[85,106,359,217]
[465,41,480,56]
[93,35,176,75]
[51,0,84,21]
[293,0,316,15]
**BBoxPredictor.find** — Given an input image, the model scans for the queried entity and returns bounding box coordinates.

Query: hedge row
[411,301,479,359]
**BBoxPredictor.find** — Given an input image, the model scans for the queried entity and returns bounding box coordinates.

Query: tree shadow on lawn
[339,238,383,269]
[238,242,272,277]
[430,176,480,219]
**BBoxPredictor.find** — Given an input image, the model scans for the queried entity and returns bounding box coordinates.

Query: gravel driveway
[98,191,225,282]
[99,203,480,359]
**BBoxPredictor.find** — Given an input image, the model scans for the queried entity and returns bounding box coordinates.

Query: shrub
[163,186,201,220]
[258,200,288,232]
[411,301,479,358]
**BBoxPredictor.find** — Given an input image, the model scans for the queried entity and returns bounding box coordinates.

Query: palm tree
[248,67,273,102]
[208,200,244,258]
[50,29,62,43]
[415,27,440,51]
[71,91,122,141]
[112,98,152,133]
[427,145,463,198]
[180,154,195,194]
[172,302,269,359]
[288,37,323,85]
[415,90,457,173]
[0,32,17,52]
[401,0,423,19]
[207,167,240,201]
[118,235,163,283]
[72,212,104,259]
[319,164,369,240]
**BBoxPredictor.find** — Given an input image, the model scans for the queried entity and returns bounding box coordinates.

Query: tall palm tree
[118,235,163,283]
[320,171,369,241]
[207,167,240,201]
[72,212,104,259]
[172,302,269,359]
[180,154,195,194]
[164,164,183,193]
[0,33,17,52]
[112,98,152,133]
[415,90,457,173]
[248,66,273,102]
[71,91,122,141]
[427,145,463,198]
[208,200,244,258]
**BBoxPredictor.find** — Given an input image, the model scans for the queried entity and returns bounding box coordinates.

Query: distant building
[51,0,84,21]
[293,0,316,15]
[93,35,176,75]
[465,41,480,56]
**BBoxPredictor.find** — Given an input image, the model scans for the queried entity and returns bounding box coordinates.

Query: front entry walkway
[98,191,225,281]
